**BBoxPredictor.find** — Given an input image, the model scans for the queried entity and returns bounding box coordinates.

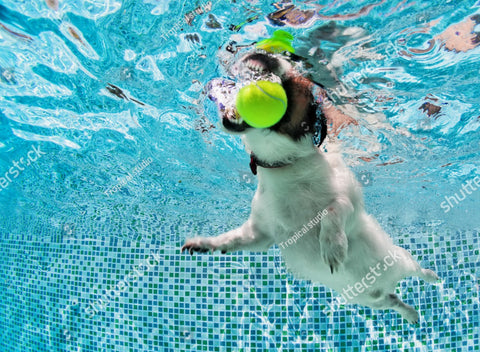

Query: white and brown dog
[182,50,439,323]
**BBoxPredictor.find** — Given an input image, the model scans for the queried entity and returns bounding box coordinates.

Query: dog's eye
[282,51,304,62]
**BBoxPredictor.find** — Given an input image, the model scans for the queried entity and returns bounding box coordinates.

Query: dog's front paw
[401,306,420,325]
[421,268,441,283]
[181,237,223,255]
[320,232,348,273]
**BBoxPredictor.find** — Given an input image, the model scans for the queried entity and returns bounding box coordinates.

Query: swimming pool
[0,0,479,351]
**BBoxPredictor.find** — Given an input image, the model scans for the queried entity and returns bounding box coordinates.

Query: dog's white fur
[183,51,439,323]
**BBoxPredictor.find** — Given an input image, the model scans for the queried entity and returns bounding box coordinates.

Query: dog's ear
[313,103,328,147]
[306,101,327,147]
[269,90,328,146]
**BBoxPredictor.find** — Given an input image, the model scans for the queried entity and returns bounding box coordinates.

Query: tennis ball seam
[254,82,287,110]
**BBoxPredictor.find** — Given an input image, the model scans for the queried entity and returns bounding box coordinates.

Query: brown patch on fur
[274,74,315,138]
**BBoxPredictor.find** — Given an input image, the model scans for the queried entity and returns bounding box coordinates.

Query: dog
[182,49,439,323]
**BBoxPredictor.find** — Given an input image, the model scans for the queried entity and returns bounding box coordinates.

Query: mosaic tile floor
[0,216,478,351]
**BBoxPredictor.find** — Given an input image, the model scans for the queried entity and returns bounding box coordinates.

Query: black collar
[249,154,292,175]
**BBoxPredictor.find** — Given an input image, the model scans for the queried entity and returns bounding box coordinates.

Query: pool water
[0,0,479,351]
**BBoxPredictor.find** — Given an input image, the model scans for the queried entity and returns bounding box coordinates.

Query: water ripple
[11,128,81,149]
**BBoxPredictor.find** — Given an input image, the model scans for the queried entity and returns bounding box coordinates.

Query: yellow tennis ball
[235,81,288,128]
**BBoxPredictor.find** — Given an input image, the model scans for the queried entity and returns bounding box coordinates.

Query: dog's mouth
[244,58,267,73]
[234,52,284,85]
[207,52,285,133]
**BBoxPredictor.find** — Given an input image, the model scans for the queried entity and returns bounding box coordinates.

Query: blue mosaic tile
[0,216,478,351]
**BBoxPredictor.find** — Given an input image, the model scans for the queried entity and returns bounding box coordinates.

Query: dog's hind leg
[417,268,440,283]
[370,293,420,324]
[393,245,440,283]
[181,219,274,254]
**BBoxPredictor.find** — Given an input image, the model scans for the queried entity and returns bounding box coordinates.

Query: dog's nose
[222,113,247,132]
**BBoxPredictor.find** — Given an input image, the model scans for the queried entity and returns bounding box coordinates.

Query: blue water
[0,0,479,351]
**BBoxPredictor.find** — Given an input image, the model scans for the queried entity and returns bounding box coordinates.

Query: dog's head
[207,50,326,164]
